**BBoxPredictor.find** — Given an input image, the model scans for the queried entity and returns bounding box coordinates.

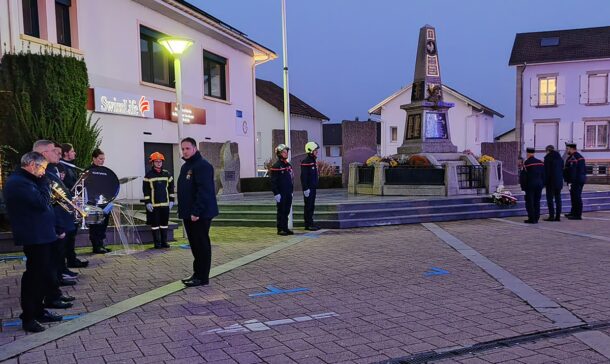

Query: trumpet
[50,182,88,218]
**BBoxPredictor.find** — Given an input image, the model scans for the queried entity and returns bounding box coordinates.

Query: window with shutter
[534,122,558,150]
[588,74,608,104]
[538,76,557,106]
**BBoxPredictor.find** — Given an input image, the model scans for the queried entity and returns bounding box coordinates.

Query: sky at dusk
[192,0,610,135]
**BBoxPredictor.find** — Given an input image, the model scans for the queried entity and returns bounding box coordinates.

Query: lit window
[203,51,227,100]
[140,26,175,88]
[585,121,609,150]
[538,76,557,106]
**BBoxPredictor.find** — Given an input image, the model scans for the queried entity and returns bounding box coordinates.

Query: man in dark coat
[177,138,218,287]
[521,147,545,224]
[300,141,320,231]
[270,144,294,236]
[563,143,587,220]
[4,152,63,332]
[543,145,564,221]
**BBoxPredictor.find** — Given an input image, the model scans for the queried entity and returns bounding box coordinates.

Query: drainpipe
[517,62,527,157]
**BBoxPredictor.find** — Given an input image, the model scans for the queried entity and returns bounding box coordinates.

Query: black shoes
[277,230,289,236]
[181,275,195,283]
[60,279,77,286]
[183,278,209,287]
[92,247,111,254]
[59,294,76,302]
[543,217,555,222]
[22,320,45,333]
[304,226,320,231]
[67,258,89,268]
[37,310,63,323]
[62,269,78,280]
[524,220,537,224]
[567,216,582,220]
[44,299,73,309]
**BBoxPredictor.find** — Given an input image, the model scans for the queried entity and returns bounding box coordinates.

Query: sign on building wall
[170,103,206,124]
[235,109,249,136]
[94,87,154,118]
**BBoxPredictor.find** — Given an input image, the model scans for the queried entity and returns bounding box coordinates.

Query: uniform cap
[526,147,535,153]
[565,142,577,148]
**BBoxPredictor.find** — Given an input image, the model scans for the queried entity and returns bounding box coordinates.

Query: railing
[587,163,609,176]
[457,165,485,189]
[357,167,374,184]
[385,167,445,185]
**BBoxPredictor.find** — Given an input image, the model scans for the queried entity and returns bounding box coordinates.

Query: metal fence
[587,163,609,176]
[457,165,485,189]
[384,167,445,185]
[357,167,374,184]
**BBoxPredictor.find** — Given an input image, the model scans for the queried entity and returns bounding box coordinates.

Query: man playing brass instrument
[33,140,77,310]
[4,152,63,332]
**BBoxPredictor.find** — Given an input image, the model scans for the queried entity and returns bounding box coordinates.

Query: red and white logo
[139,96,150,116]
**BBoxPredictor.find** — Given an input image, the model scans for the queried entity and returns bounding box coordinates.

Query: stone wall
[342,121,378,186]
[272,129,308,191]
[481,141,519,185]
[199,141,239,194]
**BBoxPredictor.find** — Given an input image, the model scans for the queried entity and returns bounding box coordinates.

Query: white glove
[304,189,310,198]
[274,194,281,203]
[169,202,174,210]
[146,203,153,212]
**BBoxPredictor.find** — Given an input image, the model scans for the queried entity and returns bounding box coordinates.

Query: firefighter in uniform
[270,144,294,236]
[521,147,545,224]
[301,142,320,231]
[563,143,586,220]
[143,152,175,248]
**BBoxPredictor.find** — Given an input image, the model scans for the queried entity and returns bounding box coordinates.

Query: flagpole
[281,0,293,229]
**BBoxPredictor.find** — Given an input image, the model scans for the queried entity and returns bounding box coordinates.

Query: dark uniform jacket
[521,156,545,190]
[47,164,77,234]
[544,151,564,190]
[4,169,57,246]
[564,152,587,185]
[270,159,293,195]
[143,168,175,207]
[58,159,80,190]
[177,152,218,220]
[300,155,319,191]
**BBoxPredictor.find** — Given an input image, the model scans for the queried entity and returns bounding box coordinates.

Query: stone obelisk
[397,25,457,154]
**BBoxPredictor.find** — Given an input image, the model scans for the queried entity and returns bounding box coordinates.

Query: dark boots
[160,228,170,248]
[152,229,161,249]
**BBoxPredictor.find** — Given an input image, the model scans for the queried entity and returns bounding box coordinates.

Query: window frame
[587,73,608,105]
[584,120,609,150]
[390,126,398,143]
[140,25,175,89]
[538,76,557,106]
[533,120,559,152]
[203,50,227,100]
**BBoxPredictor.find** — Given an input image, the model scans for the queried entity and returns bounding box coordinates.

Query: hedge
[239,175,343,192]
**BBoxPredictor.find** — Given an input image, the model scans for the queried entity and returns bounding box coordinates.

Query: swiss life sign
[94,88,154,118]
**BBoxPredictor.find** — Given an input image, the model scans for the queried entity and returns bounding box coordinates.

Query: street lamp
[158,37,193,143]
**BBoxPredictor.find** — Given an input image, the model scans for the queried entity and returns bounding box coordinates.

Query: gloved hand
[169,202,174,210]
[103,202,114,214]
[146,203,153,212]
[274,194,281,203]
[303,189,310,198]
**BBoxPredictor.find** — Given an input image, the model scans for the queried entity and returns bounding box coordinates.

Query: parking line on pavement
[490,218,610,242]
[0,230,326,362]
[422,223,583,328]
[573,331,610,359]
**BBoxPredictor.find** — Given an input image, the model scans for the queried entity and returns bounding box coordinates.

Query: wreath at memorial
[491,185,517,207]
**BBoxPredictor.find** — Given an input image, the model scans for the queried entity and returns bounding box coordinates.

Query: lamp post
[281,0,293,229]
[158,37,193,143]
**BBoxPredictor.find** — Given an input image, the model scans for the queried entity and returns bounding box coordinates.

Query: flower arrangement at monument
[491,185,517,206]
[479,155,495,164]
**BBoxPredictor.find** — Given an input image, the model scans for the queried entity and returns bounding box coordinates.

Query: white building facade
[510,26,610,167]
[369,84,503,156]
[0,0,276,198]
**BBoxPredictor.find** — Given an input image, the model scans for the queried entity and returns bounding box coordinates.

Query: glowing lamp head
[158,37,193,56]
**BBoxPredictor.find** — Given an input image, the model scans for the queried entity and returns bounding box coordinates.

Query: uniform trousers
[545,187,562,218]
[569,183,584,217]
[21,243,54,322]
[276,192,293,232]
[303,189,317,227]
[183,218,212,282]
[525,187,543,222]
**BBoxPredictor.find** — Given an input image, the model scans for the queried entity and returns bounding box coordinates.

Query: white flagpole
[281,0,293,229]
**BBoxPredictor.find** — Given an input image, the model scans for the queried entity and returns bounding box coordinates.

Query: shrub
[318,175,343,189]
[316,159,337,176]
[240,177,272,192]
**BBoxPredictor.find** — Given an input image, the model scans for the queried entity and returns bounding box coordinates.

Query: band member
[178,138,218,287]
[543,145,564,221]
[4,152,63,332]
[271,144,294,236]
[521,147,545,224]
[301,142,320,231]
[564,143,587,220]
[33,141,76,309]
[88,148,112,253]
[143,152,175,249]
[57,143,89,268]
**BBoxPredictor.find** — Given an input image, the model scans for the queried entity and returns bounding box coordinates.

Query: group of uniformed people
[270,141,321,235]
[520,143,587,224]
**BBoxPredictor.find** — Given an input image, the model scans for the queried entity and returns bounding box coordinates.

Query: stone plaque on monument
[217,141,242,199]
[397,25,457,154]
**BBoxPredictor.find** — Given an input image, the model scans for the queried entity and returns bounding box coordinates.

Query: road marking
[248,285,309,297]
[203,312,338,335]
[0,230,327,362]
[422,223,583,328]
[490,218,610,242]
[424,267,449,276]
[574,331,610,359]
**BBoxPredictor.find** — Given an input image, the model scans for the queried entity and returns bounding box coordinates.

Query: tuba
[50,182,87,218]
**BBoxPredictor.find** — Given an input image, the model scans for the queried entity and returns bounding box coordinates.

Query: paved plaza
[2,213,610,363]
